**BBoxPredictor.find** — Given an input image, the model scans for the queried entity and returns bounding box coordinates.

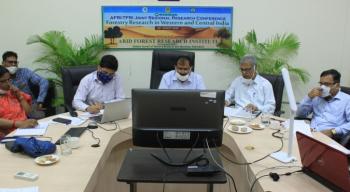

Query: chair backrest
[61,65,96,109]
[150,50,195,89]
[340,86,350,95]
[29,79,56,117]
[260,74,284,116]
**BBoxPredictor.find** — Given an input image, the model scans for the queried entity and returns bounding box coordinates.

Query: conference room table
[0,113,336,192]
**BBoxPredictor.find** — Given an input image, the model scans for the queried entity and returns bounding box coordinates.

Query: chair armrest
[339,132,350,149]
[294,116,312,121]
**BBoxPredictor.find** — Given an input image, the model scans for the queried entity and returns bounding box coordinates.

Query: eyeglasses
[5,60,19,65]
[240,67,253,72]
[99,70,115,77]
[0,78,10,83]
[319,82,336,86]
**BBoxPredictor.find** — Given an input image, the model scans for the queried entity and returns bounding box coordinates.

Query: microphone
[65,104,78,117]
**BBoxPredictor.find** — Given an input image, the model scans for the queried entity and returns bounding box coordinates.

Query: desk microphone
[65,104,78,117]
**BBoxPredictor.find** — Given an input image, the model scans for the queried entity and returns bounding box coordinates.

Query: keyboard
[89,115,102,123]
[55,127,87,145]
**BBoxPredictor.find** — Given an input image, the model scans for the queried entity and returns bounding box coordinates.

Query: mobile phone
[52,117,72,125]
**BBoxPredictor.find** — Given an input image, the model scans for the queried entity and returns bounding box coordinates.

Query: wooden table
[0,114,336,192]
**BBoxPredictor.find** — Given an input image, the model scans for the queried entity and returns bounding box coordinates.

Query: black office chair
[61,65,96,110]
[150,50,195,89]
[260,74,284,116]
[29,79,56,117]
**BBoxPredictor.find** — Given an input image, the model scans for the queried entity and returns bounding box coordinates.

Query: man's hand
[225,100,230,107]
[245,104,258,112]
[37,103,46,111]
[86,102,103,114]
[16,119,38,128]
[321,129,333,137]
[308,87,322,99]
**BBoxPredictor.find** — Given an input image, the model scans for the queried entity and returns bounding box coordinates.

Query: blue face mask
[97,71,114,84]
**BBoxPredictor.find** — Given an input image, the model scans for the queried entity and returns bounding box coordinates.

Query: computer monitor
[132,89,225,148]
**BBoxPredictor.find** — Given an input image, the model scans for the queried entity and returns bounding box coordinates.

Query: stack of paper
[224,107,254,119]
[282,119,312,137]
[13,122,49,136]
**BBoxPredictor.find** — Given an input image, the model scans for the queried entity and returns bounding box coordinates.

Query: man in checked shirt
[2,51,48,119]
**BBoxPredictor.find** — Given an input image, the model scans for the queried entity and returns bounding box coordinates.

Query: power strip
[186,165,221,176]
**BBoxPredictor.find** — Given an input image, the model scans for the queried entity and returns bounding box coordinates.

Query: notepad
[0,186,38,192]
[13,122,49,136]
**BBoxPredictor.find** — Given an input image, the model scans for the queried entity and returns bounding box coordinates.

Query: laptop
[296,131,350,192]
[90,99,131,123]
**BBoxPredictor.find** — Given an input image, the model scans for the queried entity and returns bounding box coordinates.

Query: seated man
[225,55,275,114]
[2,51,49,119]
[158,56,206,89]
[296,69,350,138]
[73,55,125,114]
[0,66,38,138]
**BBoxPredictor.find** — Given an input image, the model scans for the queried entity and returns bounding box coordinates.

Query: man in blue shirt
[158,56,206,89]
[2,51,49,119]
[296,69,350,138]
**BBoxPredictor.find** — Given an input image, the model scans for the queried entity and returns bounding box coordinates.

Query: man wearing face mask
[158,56,206,89]
[225,55,275,114]
[296,69,350,138]
[0,66,38,138]
[72,55,125,114]
[2,51,49,119]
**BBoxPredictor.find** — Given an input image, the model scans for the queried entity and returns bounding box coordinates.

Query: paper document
[79,111,103,119]
[13,122,49,136]
[282,119,312,137]
[329,141,350,155]
[0,187,38,192]
[224,107,254,119]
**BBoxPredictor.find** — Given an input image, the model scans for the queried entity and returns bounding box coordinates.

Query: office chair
[61,65,96,110]
[150,50,195,89]
[29,79,56,117]
[260,74,284,116]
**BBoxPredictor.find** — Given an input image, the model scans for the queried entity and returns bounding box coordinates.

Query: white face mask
[6,66,18,75]
[176,71,189,82]
[320,85,331,97]
[242,77,253,86]
[0,88,9,95]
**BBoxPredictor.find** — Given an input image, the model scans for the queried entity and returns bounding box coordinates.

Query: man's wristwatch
[331,129,337,135]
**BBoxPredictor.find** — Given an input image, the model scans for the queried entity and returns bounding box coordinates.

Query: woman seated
[0,66,38,139]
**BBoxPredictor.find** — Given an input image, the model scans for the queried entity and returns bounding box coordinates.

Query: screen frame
[132,89,225,148]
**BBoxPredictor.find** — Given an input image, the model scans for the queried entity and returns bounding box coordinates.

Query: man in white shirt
[225,55,275,114]
[72,55,125,114]
[158,56,206,89]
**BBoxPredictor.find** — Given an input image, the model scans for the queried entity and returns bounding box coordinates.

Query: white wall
[1,0,349,102]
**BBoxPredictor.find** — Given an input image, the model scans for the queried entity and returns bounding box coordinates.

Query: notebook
[296,131,350,192]
[90,99,131,123]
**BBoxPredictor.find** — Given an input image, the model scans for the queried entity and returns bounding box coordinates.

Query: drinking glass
[260,113,271,127]
[60,135,72,156]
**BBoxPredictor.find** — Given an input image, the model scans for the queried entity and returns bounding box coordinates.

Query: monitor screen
[132,89,225,148]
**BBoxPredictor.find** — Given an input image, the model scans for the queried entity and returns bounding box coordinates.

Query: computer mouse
[87,121,98,129]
